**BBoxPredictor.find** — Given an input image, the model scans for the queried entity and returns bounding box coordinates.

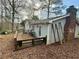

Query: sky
[19,0,79,19]
[63,0,79,8]
[17,0,79,21]
[15,0,79,20]
[39,0,79,19]
[63,0,79,17]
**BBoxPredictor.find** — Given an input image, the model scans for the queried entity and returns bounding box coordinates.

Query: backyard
[0,0,79,59]
[0,34,79,59]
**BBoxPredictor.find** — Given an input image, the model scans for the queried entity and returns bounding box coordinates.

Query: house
[24,6,79,45]
[24,14,69,44]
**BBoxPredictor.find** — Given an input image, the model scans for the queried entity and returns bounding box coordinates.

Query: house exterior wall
[47,19,66,44]
[33,24,48,37]
[25,21,32,32]
[24,6,78,44]
[47,24,54,44]
[75,25,79,38]
[33,25,40,37]
[25,22,30,31]
[24,19,79,45]
[28,18,66,45]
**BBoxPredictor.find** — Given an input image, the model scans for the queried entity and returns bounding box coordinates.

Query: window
[39,26,41,36]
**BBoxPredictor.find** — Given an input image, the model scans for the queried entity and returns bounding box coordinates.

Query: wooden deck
[14,33,47,50]
[16,33,34,41]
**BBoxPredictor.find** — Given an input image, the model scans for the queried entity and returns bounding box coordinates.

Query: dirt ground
[0,34,79,59]
[0,33,34,40]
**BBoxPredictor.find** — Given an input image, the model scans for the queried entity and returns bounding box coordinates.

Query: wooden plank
[14,36,47,51]
[55,24,60,42]
[52,24,56,43]
[17,37,46,41]
[59,22,63,35]
[58,22,63,44]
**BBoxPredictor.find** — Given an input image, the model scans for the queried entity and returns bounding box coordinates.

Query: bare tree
[40,0,64,19]
[0,0,64,31]
[0,0,4,30]
[1,0,27,32]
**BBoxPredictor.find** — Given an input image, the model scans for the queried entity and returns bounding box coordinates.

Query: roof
[25,14,70,25]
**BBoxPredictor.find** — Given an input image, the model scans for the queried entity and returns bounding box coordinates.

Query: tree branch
[8,0,13,7]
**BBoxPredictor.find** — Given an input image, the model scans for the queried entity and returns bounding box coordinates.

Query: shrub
[0,30,11,35]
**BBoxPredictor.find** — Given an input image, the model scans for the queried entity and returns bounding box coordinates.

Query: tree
[0,0,28,32]
[32,15,39,20]
[0,0,64,31]
[39,0,64,19]
[0,0,4,30]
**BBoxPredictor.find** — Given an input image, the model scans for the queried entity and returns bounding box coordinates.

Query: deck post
[14,38,17,50]
[43,36,47,44]
[47,24,52,44]
[17,41,22,47]
[32,39,35,46]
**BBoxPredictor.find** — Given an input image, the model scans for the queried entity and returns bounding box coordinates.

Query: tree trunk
[47,0,50,19]
[12,0,15,32]
[0,3,3,30]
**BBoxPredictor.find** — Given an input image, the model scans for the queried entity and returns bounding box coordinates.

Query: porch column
[47,24,52,44]
[64,5,77,41]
